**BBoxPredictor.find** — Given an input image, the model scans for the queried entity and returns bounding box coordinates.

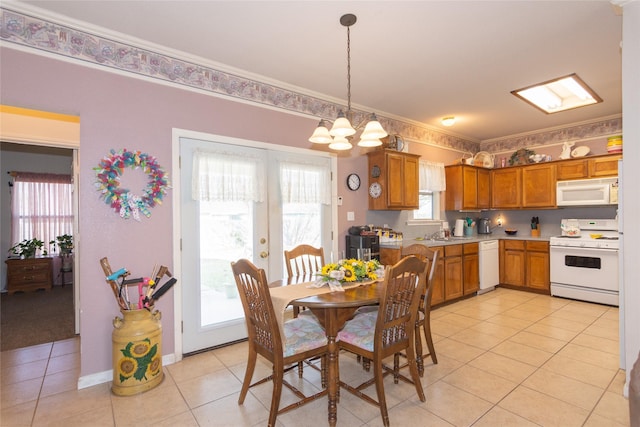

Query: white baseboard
[77,353,176,390]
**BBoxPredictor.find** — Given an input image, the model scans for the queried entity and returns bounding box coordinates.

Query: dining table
[269,275,382,427]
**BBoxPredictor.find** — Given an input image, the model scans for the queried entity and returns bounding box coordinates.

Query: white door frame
[171,128,338,361]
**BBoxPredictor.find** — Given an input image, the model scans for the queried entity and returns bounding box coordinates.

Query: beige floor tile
[491,340,553,367]
[608,369,628,393]
[542,354,618,389]
[431,318,467,338]
[602,307,620,321]
[583,323,619,341]
[562,300,610,317]
[472,405,540,427]
[537,315,589,332]
[508,330,567,353]
[40,368,81,398]
[423,380,493,426]
[441,364,518,404]
[191,391,270,427]
[468,351,537,383]
[32,403,114,427]
[210,341,250,368]
[527,295,571,310]
[1,358,47,385]
[154,410,200,427]
[448,328,506,350]
[523,322,580,341]
[432,338,486,363]
[436,312,482,329]
[485,314,533,331]
[365,399,454,427]
[32,382,112,424]
[547,307,599,324]
[499,386,589,426]
[0,399,37,426]
[176,367,243,408]
[166,350,227,384]
[1,376,42,408]
[583,413,629,427]
[571,332,619,355]
[592,390,631,426]
[1,343,52,368]
[468,321,520,340]
[45,351,80,375]
[420,354,465,387]
[522,368,605,410]
[557,343,620,370]
[50,337,80,357]
[111,375,191,425]
[449,304,505,321]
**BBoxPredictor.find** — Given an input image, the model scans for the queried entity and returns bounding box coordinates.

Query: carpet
[1,285,76,351]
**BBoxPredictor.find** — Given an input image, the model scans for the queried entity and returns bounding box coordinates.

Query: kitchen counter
[380,233,553,248]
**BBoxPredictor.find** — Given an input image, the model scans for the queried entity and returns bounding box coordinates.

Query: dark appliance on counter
[346,226,380,261]
[478,218,492,234]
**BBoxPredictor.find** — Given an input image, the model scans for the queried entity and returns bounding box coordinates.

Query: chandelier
[309,14,387,151]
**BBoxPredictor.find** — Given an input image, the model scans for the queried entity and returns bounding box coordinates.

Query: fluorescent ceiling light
[441,116,456,126]
[511,73,602,114]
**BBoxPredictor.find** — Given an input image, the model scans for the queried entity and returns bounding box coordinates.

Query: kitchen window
[409,161,445,223]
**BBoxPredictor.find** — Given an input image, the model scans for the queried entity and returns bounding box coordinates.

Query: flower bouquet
[310,258,383,292]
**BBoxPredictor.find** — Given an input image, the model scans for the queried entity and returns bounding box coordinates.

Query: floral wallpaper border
[0,7,621,155]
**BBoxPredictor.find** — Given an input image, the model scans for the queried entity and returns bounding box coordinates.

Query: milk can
[112,309,163,396]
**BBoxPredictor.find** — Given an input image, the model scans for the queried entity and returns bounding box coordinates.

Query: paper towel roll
[454,219,465,237]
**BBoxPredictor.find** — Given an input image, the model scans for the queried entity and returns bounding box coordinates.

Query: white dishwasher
[478,240,499,294]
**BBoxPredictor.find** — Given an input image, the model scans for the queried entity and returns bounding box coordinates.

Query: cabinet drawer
[8,271,49,284]
[503,240,525,250]
[463,242,478,255]
[526,241,549,252]
[444,244,462,257]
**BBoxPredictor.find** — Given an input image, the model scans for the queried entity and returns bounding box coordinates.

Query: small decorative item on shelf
[8,238,45,258]
[607,135,623,154]
[509,148,535,166]
[310,258,382,292]
[505,229,518,236]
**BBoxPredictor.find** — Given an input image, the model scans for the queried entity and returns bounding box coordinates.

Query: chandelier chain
[346,25,351,113]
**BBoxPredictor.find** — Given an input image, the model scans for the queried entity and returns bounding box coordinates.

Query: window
[10,172,73,254]
[410,161,446,223]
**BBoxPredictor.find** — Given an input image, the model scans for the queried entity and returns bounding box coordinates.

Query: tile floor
[0,288,631,426]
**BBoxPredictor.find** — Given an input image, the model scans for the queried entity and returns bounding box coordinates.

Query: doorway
[174,130,337,355]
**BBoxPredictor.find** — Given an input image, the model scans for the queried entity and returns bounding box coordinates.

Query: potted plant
[50,234,74,272]
[8,238,46,259]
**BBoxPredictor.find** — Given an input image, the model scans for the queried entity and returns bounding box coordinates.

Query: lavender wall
[0,47,358,377]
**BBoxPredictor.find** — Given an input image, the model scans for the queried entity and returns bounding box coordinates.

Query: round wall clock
[346,173,361,191]
[369,182,382,199]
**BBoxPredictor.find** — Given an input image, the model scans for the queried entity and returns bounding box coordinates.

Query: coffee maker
[478,218,492,234]
[345,226,380,260]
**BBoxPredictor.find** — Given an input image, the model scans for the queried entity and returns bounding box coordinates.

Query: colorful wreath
[94,149,170,221]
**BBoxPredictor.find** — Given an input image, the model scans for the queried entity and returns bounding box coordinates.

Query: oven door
[550,246,619,291]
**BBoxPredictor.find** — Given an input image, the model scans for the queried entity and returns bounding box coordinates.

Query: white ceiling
[18,1,623,142]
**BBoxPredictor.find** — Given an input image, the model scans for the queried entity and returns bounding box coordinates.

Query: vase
[111,308,163,396]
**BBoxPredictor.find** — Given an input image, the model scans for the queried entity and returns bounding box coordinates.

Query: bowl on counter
[505,229,518,236]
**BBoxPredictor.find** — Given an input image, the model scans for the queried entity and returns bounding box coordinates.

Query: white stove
[550,218,619,306]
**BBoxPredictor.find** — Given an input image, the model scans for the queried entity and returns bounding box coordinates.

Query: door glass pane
[199,200,252,326]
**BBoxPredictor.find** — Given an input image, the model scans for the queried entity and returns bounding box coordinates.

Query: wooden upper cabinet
[367,150,420,210]
[445,165,490,210]
[556,154,621,180]
[522,163,556,208]
[491,168,521,209]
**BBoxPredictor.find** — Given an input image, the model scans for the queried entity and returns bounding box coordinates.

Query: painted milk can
[112,308,163,396]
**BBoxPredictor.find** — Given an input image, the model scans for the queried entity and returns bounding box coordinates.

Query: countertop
[380,233,553,248]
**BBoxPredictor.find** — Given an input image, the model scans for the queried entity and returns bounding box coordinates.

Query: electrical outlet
[497,218,503,227]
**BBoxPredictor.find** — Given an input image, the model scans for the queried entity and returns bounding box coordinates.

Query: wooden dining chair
[336,255,428,427]
[401,244,440,375]
[284,244,325,278]
[231,259,328,427]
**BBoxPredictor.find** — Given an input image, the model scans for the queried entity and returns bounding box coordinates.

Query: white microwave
[556,177,619,206]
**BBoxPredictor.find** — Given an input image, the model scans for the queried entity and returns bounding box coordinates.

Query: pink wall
[0,47,368,377]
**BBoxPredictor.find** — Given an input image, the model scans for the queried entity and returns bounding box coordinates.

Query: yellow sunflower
[321,263,337,275]
[118,357,137,378]
[147,355,162,377]
[342,264,356,282]
[131,341,151,357]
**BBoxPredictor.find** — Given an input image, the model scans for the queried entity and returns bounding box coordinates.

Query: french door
[179,134,334,354]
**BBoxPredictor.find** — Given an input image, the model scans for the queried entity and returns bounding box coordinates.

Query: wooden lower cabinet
[5,257,53,295]
[443,245,463,300]
[463,243,479,295]
[499,239,549,292]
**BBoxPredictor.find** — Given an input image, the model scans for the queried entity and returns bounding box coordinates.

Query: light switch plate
[347,211,355,221]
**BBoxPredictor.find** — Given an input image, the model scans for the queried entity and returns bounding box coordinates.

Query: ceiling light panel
[511,73,602,114]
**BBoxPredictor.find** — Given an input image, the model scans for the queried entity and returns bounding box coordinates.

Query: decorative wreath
[94,149,170,221]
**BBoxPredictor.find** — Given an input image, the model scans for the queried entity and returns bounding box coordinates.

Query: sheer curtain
[419,160,446,191]
[10,172,73,254]
[279,160,331,205]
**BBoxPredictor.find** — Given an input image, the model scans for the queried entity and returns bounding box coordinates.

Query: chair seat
[297,309,319,322]
[336,312,378,352]
[354,305,379,316]
[283,317,328,357]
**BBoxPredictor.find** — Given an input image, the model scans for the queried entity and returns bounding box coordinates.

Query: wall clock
[369,182,382,199]
[346,173,361,191]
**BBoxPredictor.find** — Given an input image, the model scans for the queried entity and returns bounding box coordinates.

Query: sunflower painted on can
[117,338,160,382]
[131,341,151,357]
[118,357,137,379]
[147,355,162,377]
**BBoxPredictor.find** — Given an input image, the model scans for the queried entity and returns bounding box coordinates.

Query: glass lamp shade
[360,114,387,139]
[329,112,356,137]
[357,137,383,148]
[309,121,333,144]
[328,136,353,151]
